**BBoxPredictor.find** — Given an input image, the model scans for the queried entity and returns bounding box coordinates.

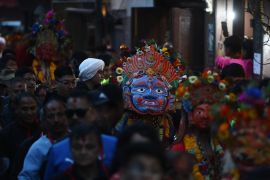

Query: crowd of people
[0,10,269,180]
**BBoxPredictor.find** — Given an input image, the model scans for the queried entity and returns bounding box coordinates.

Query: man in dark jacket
[0,92,41,177]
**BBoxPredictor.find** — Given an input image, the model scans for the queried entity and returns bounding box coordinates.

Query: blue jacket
[18,135,52,180]
[44,134,117,180]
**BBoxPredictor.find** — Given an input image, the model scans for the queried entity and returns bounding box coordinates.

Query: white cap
[79,58,105,81]
[0,37,6,45]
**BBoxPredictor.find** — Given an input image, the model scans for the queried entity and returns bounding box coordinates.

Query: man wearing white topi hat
[78,58,105,90]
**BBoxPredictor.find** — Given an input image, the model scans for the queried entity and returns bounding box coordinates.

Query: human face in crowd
[66,97,97,127]
[10,81,26,99]
[0,43,5,52]
[93,85,124,131]
[190,104,213,129]
[5,59,18,72]
[170,153,195,180]
[130,133,151,143]
[71,134,101,167]
[45,100,68,137]
[122,155,163,180]
[95,104,123,131]
[23,73,36,94]
[16,96,38,124]
[36,87,47,105]
[103,66,111,79]
[91,70,103,86]
[56,75,76,97]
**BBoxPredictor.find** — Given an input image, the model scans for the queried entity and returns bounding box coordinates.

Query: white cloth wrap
[79,58,105,81]
[0,37,6,45]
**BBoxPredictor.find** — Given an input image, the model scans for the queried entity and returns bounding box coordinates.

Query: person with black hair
[221,63,246,80]
[0,54,18,81]
[215,35,253,78]
[44,85,123,180]
[166,152,196,180]
[15,67,37,94]
[223,35,242,59]
[18,95,69,180]
[97,54,112,81]
[1,48,16,58]
[54,65,76,98]
[1,77,27,127]
[64,90,97,128]
[43,90,104,180]
[112,142,166,180]
[8,77,27,99]
[35,85,48,107]
[70,51,88,78]
[0,92,40,177]
[53,123,107,180]
[90,84,124,134]
[0,54,17,72]
[116,124,161,149]
[111,124,161,176]
[242,38,254,60]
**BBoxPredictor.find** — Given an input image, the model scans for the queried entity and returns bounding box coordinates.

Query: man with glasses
[44,90,98,180]
[54,66,76,98]
[44,86,120,180]
[65,90,97,128]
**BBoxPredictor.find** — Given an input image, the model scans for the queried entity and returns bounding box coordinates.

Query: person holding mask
[172,71,226,180]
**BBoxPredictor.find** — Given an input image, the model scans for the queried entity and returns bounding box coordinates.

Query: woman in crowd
[215,35,253,78]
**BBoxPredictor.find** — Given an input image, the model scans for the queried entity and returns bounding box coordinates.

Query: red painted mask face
[190,104,212,129]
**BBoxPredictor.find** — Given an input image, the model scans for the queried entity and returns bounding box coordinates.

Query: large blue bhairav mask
[125,75,169,115]
[121,44,179,116]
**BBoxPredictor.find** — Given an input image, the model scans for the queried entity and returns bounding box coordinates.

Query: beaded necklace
[183,134,224,180]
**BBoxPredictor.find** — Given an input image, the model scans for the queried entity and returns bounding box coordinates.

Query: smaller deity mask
[190,103,213,129]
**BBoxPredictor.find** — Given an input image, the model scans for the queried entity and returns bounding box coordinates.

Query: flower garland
[32,59,56,83]
[210,86,270,179]
[176,70,228,112]
[184,134,224,180]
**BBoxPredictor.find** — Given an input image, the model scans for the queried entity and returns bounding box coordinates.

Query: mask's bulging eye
[155,89,164,93]
[137,88,146,93]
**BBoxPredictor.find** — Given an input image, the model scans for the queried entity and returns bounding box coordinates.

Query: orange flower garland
[32,59,56,83]
[183,135,205,180]
[183,134,224,180]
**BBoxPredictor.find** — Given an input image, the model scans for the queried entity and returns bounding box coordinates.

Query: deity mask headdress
[120,41,185,115]
[177,70,228,113]
[211,86,270,167]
